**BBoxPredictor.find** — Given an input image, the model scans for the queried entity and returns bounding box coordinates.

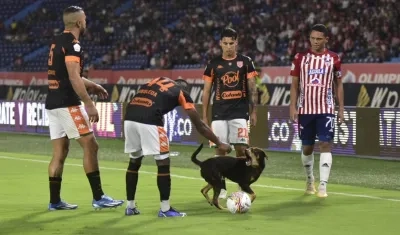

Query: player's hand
[290,106,298,123]
[85,102,99,123]
[217,142,232,154]
[250,112,257,127]
[338,108,345,125]
[89,84,109,100]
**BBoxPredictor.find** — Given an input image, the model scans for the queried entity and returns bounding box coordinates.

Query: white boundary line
[1,155,399,202]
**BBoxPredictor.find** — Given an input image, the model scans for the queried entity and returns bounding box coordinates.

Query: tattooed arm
[246,57,258,126]
[248,77,258,114]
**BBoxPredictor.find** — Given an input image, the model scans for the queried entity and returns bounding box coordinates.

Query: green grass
[0,133,400,235]
[1,133,400,191]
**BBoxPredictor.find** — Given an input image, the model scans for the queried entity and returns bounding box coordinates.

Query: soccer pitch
[0,133,399,235]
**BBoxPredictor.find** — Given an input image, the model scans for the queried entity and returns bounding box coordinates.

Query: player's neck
[64,28,80,40]
[310,48,326,54]
[222,53,237,60]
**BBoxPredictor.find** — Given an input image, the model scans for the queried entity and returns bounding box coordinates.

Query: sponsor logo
[77,124,87,130]
[307,78,325,87]
[130,97,153,107]
[308,68,325,75]
[370,87,400,108]
[221,71,239,88]
[221,90,242,100]
[10,87,47,102]
[48,80,59,89]
[327,88,333,106]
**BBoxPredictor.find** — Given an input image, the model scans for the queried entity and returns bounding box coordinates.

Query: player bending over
[123,77,231,217]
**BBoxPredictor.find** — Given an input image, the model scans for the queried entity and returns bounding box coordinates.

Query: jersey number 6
[48,44,55,66]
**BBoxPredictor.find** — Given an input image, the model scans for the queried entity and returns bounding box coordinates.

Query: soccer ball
[226,191,252,214]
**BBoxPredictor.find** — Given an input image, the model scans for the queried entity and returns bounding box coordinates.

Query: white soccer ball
[226,191,252,214]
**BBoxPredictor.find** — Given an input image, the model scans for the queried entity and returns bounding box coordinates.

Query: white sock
[127,200,136,209]
[301,152,314,183]
[319,152,333,189]
[161,200,170,212]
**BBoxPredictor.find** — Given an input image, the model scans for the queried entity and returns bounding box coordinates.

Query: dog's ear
[254,148,268,160]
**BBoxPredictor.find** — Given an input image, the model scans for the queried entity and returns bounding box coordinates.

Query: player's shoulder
[207,56,223,65]
[59,31,81,46]
[326,50,340,60]
[293,51,309,60]
[237,53,253,62]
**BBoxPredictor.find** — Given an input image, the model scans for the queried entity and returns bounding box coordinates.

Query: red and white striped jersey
[290,49,341,114]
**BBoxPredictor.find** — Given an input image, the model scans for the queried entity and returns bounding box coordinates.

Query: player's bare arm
[247,77,258,126]
[201,80,213,124]
[335,78,345,124]
[81,76,96,88]
[66,62,99,122]
[82,77,108,100]
[186,108,231,154]
[289,76,299,123]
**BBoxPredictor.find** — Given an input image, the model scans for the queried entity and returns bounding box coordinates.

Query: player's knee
[319,141,331,152]
[52,147,69,163]
[91,139,99,153]
[302,139,315,147]
[156,158,170,166]
[234,144,247,157]
[156,159,170,175]
[58,146,69,158]
[79,134,98,153]
[302,145,314,156]
[157,164,170,174]
[128,158,142,171]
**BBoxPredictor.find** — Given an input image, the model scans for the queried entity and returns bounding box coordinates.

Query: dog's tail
[191,143,204,166]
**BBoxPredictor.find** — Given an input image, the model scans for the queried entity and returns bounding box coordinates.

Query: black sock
[157,165,171,201]
[126,161,141,201]
[86,171,104,201]
[49,177,62,204]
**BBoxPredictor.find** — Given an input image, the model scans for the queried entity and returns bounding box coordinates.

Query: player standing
[45,6,124,210]
[202,28,258,199]
[123,77,231,217]
[289,24,345,198]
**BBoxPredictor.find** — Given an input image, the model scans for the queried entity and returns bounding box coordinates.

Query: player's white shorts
[46,105,93,140]
[124,120,169,160]
[210,118,249,146]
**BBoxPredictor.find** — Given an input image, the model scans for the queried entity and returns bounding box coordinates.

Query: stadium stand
[1,0,399,72]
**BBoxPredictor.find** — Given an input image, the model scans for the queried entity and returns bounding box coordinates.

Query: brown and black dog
[191,143,268,210]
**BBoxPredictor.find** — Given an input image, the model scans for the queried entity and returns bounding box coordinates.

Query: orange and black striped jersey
[124,77,195,126]
[203,53,257,121]
[45,31,84,110]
